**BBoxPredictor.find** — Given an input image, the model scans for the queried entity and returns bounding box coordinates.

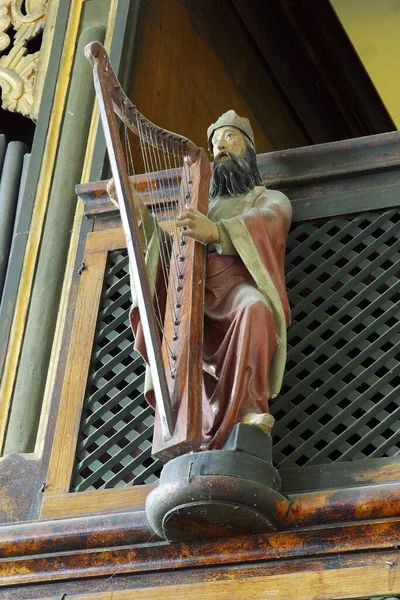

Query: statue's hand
[106,178,119,208]
[176,208,219,244]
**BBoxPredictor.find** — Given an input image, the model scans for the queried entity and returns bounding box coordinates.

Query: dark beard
[209,145,263,199]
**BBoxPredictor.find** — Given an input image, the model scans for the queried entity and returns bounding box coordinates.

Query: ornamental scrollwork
[0,0,47,117]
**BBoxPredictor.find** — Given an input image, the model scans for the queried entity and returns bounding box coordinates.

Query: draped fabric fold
[130,186,292,449]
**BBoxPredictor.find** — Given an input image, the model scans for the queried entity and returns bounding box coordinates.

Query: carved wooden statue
[87,42,292,540]
[181,110,292,448]
[114,110,293,451]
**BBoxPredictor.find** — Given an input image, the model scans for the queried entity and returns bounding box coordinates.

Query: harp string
[159,136,187,352]
[119,93,197,377]
[144,122,183,348]
[159,135,184,322]
[145,122,192,352]
[135,118,171,289]
[147,124,181,276]
[121,103,175,371]
[169,145,192,351]
[137,119,175,316]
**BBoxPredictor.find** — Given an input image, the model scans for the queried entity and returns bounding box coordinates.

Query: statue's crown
[207,110,254,151]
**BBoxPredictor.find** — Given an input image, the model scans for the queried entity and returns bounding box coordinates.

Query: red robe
[131,186,292,450]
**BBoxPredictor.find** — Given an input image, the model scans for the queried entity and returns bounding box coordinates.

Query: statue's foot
[241,412,275,433]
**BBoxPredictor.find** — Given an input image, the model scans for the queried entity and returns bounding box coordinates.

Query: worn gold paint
[31,0,60,120]
[35,0,119,456]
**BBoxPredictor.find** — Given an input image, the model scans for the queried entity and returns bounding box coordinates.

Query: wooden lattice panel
[272,209,400,467]
[71,251,162,491]
[71,208,399,490]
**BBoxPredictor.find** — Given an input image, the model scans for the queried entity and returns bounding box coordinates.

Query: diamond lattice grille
[71,250,163,491]
[71,208,399,490]
[272,209,399,467]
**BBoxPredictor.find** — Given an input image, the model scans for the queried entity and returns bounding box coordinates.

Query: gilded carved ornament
[0,0,47,117]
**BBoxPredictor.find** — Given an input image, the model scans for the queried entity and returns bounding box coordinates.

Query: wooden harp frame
[85,41,210,461]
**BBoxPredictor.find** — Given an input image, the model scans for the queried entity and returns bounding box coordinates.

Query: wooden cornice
[2,478,400,560]
[76,131,400,222]
[1,516,399,586]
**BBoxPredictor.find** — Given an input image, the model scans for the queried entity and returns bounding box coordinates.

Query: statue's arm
[213,222,237,255]
[254,189,292,232]
[210,189,292,256]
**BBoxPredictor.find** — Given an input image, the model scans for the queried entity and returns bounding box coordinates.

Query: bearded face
[209,143,263,199]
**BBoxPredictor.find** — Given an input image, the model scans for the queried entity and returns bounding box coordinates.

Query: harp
[85,41,210,461]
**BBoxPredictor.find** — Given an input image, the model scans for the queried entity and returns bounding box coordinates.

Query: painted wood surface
[126,0,309,160]
[152,150,210,459]
[1,514,399,561]
[41,485,156,518]
[0,527,399,597]
[46,244,109,494]
[59,562,400,600]
[77,130,400,224]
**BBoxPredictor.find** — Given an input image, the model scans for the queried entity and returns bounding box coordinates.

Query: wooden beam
[60,560,400,600]
[46,244,109,495]
[0,514,398,561]
[1,534,399,594]
[40,479,400,531]
[76,131,400,223]
[41,486,156,519]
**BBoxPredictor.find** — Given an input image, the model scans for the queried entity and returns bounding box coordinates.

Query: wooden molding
[46,246,108,494]
[77,131,400,224]
[0,518,399,593]
[40,476,400,533]
[62,560,400,600]
[1,513,399,561]
[45,227,132,496]
[41,485,156,519]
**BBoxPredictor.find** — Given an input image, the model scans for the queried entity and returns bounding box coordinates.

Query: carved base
[146,423,290,542]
